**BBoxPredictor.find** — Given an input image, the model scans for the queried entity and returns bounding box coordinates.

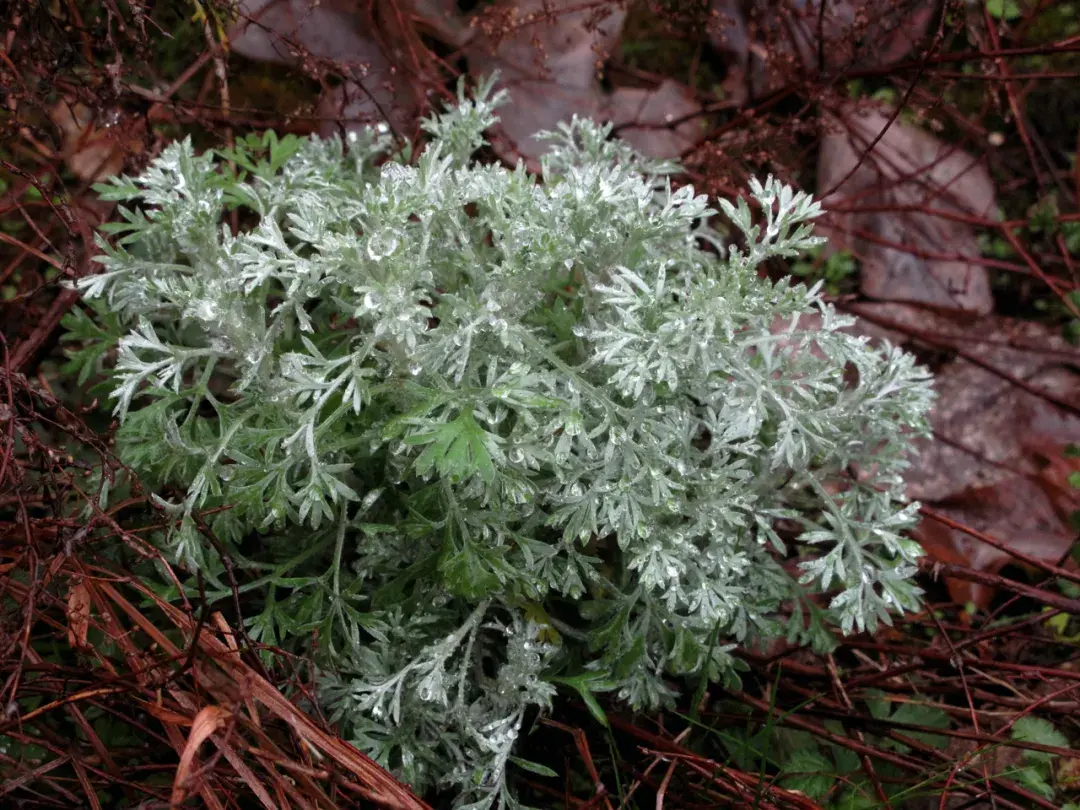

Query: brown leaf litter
[229,0,439,137]
[848,302,1080,608]
[708,0,934,103]
[49,98,143,183]
[819,107,998,315]
[467,0,706,164]
[229,0,710,160]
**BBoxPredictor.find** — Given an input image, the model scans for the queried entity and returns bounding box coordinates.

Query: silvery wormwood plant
[62,78,933,808]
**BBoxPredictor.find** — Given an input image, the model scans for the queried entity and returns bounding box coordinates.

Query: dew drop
[367,231,399,261]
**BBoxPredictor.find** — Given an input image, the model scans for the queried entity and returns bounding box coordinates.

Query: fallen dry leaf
[49,99,136,182]
[609,81,705,159]
[844,302,1080,607]
[409,0,470,47]
[230,0,707,158]
[212,611,262,729]
[849,302,1080,499]
[819,106,997,314]
[66,580,91,651]
[466,0,626,164]
[710,0,934,101]
[230,0,373,64]
[707,0,751,104]
[139,700,196,728]
[171,705,233,808]
[230,0,425,135]
[915,472,1077,609]
[468,0,705,163]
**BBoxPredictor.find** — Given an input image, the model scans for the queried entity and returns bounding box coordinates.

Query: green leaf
[779,747,835,801]
[509,757,559,778]
[888,702,950,751]
[719,726,774,772]
[578,688,609,728]
[1008,763,1055,798]
[864,689,891,721]
[1042,607,1080,641]
[832,784,880,810]
[371,551,441,610]
[613,634,647,680]
[1011,716,1069,763]
[986,0,1023,20]
[408,410,500,484]
[439,535,512,600]
[825,721,862,775]
[552,673,614,728]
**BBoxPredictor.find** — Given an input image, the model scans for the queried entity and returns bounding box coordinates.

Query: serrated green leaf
[439,535,511,600]
[1008,763,1055,798]
[888,701,950,751]
[1012,716,1070,763]
[409,410,500,484]
[779,747,835,801]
